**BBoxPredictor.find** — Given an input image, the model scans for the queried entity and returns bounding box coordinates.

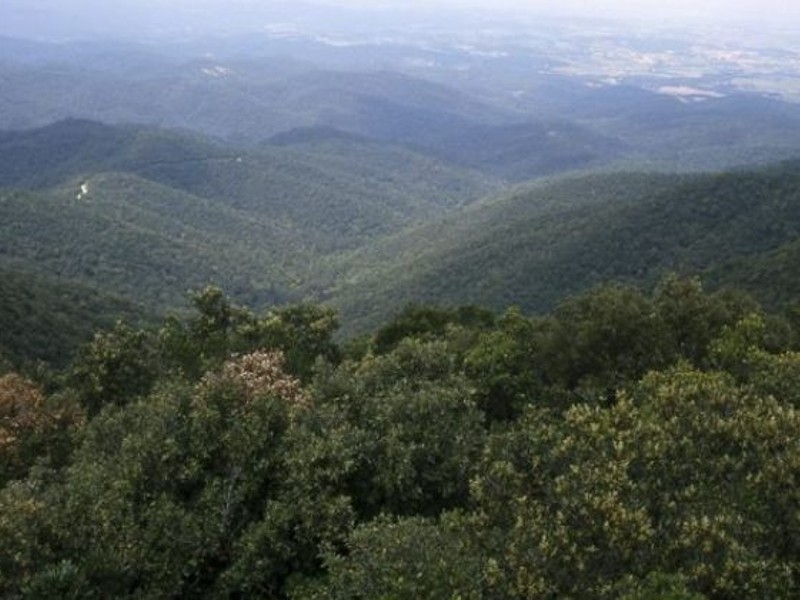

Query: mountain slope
[0,264,148,369]
[326,162,800,332]
[0,119,226,189]
[0,174,304,309]
[7,51,800,180]
[706,236,800,308]
[0,119,504,317]
[0,60,512,143]
[0,119,499,250]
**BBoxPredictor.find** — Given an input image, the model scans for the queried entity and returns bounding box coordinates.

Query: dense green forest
[4,119,800,344]
[328,160,800,332]
[0,119,496,320]
[0,265,148,369]
[3,278,800,597]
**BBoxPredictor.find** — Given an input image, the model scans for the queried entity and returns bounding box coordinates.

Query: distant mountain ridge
[0,119,226,189]
[6,39,800,180]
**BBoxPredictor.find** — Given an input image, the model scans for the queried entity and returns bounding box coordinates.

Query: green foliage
[0,178,298,314]
[4,285,800,598]
[709,313,800,407]
[8,352,348,598]
[218,400,356,596]
[249,304,341,381]
[653,274,756,366]
[0,265,147,370]
[298,513,487,600]
[615,572,708,600]
[0,478,59,598]
[3,119,800,343]
[68,322,158,416]
[158,288,339,382]
[0,119,497,329]
[465,307,550,421]
[158,286,256,379]
[463,277,758,418]
[331,162,800,332]
[372,303,494,355]
[0,374,83,485]
[546,283,665,391]
[472,367,800,598]
[316,338,486,519]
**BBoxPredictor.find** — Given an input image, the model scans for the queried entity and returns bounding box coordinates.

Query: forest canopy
[2,277,800,598]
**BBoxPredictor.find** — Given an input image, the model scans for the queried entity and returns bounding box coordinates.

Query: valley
[1,9,800,363]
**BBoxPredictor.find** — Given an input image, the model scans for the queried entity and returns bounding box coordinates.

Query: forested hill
[4,24,800,598]
[0,119,497,242]
[3,119,800,361]
[6,47,800,179]
[0,265,148,369]
[328,160,800,332]
[0,119,497,319]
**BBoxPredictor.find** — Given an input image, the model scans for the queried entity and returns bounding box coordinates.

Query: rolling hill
[3,45,800,356]
[0,58,512,143]
[4,118,800,345]
[0,118,499,246]
[7,37,800,182]
[0,175,303,309]
[0,264,148,369]
[0,119,499,318]
[325,161,800,332]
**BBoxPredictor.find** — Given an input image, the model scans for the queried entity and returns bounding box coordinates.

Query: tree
[316,338,486,518]
[299,513,487,599]
[68,322,157,416]
[653,274,722,366]
[615,572,708,600]
[157,286,255,379]
[246,304,340,381]
[471,367,800,598]
[18,351,351,598]
[464,307,552,421]
[157,290,340,383]
[372,304,494,355]
[0,373,82,485]
[544,283,666,393]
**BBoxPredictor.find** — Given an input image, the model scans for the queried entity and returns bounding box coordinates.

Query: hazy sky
[326,0,800,22]
[152,0,800,21]
[3,0,800,40]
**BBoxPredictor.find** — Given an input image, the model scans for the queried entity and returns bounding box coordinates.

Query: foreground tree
[315,338,486,519]
[5,283,800,597]
[0,373,82,485]
[298,513,488,599]
[1,351,353,598]
[472,367,800,598]
[68,322,157,416]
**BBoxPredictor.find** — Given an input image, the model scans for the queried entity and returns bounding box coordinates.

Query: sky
[327,0,800,23]
[155,0,800,21]
[3,0,800,41]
